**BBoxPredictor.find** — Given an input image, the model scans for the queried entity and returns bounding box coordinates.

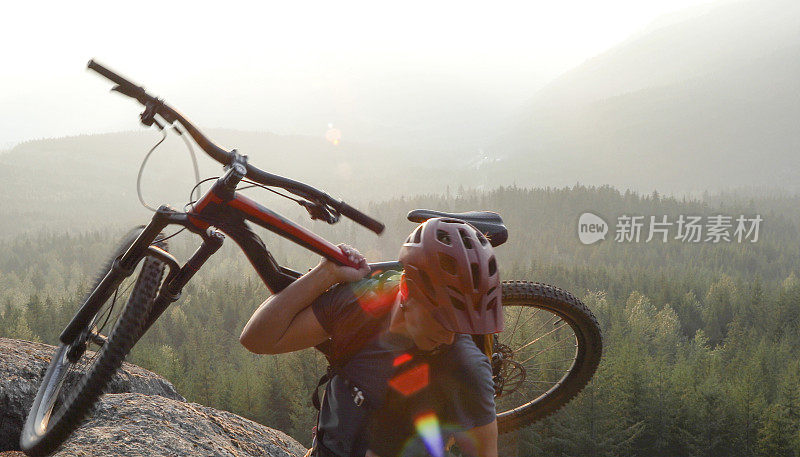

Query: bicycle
[20,61,603,456]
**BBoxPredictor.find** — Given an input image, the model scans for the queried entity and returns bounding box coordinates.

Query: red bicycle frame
[60,61,388,346]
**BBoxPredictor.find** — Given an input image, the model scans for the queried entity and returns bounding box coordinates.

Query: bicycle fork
[59,205,224,346]
[138,227,224,339]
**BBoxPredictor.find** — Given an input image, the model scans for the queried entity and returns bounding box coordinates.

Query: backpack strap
[309,365,369,457]
[312,364,369,411]
[312,269,402,411]
[309,269,402,455]
[312,366,334,411]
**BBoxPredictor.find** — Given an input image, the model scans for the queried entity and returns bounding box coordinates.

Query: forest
[2,185,799,456]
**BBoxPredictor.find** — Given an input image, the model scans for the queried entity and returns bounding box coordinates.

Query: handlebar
[87,59,384,235]
[337,201,385,234]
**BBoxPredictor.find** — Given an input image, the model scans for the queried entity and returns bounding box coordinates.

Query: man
[240,218,503,457]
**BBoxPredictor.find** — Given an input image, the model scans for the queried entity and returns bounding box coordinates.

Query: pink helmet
[399,217,503,334]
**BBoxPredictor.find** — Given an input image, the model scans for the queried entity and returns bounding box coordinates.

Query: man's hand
[240,243,370,355]
[318,243,370,283]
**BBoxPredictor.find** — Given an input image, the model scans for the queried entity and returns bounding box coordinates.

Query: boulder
[53,393,306,457]
[0,338,307,456]
[0,338,184,451]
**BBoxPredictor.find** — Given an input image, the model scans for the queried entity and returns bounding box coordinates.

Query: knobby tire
[495,281,602,433]
[20,227,167,456]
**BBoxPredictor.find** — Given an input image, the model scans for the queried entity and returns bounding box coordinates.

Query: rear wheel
[20,227,167,456]
[494,281,602,433]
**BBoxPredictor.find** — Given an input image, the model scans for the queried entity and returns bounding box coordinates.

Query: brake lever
[108,83,163,129]
[111,84,148,103]
[140,99,165,129]
[300,200,340,224]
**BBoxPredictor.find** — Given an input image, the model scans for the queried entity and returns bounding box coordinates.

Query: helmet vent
[447,285,463,297]
[459,229,473,249]
[470,263,480,290]
[486,296,498,310]
[487,286,497,296]
[488,257,497,276]
[475,230,488,246]
[438,253,458,275]
[420,270,437,304]
[413,226,423,243]
[436,229,452,246]
[449,295,466,311]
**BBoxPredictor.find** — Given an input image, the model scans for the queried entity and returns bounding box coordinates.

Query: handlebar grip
[86,60,385,238]
[337,201,385,234]
[87,59,147,101]
[88,60,132,87]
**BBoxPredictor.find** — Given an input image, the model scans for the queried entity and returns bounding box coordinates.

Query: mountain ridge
[490,0,800,193]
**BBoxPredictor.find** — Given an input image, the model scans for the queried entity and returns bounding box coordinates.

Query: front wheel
[494,281,602,433]
[20,227,167,457]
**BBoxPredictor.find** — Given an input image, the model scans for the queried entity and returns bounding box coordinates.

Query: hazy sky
[1,0,718,148]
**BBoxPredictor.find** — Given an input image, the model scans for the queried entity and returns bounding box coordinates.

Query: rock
[1,338,307,456]
[55,393,306,457]
[0,338,184,452]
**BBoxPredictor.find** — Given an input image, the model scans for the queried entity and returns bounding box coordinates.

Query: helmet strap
[399,273,410,301]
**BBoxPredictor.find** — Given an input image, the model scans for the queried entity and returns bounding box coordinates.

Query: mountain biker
[240,217,503,457]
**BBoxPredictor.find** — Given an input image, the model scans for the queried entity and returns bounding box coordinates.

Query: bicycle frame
[59,163,402,346]
[57,61,389,348]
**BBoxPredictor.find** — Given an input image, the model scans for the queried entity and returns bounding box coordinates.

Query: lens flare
[413,411,445,457]
[388,363,429,397]
[351,272,399,317]
[325,123,341,146]
[393,352,413,367]
[354,290,395,317]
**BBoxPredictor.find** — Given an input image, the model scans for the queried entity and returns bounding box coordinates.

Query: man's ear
[399,273,409,300]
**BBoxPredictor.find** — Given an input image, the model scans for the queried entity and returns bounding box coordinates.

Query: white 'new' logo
[578,212,608,245]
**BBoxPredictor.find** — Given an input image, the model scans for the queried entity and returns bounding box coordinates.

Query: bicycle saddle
[407,209,508,247]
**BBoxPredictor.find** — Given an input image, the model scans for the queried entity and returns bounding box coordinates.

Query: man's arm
[451,335,499,457]
[239,244,369,354]
[454,420,498,457]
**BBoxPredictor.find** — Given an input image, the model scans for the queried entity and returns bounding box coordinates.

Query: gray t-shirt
[312,273,495,457]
